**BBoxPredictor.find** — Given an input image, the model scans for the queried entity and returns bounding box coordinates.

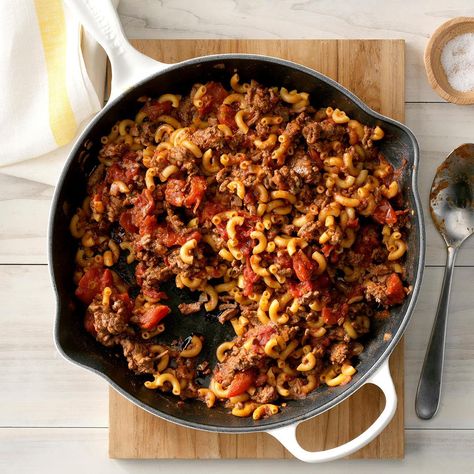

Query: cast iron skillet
[49,0,425,462]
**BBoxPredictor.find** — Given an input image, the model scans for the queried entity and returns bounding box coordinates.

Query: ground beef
[365,281,387,304]
[119,339,156,373]
[281,224,297,235]
[328,326,349,342]
[329,342,349,365]
[364,276,393,305]
[214,342,265,387]
[165,204,185,232]
[271,166,302,194]
[178,302,202,315]
[302,122,321,144]
[284,120,301,139]
[251,385,278,404]
[288,152,319,182]
[245,84,279,124]
[317,120,344,140]
[169,145,192,164]
[101,142,129,159]
[299,290,321,306]
[142,265,173,286]
[191,126,225,149]
[166,249,190,273]
[176,96,195,124]
[218,303,239,323]
[297,219,320,240]
[89,299,129,346]
[137,122,158,146]
[367,264,392,277]
[287,378,308,399]
[225,130,250,151]
[175,359,197,382]
[182,159,200,176]
[270,263,293,281]
[255,121,271,138]
[106,195,126,222]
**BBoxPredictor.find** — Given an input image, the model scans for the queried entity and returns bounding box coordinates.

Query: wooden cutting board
[109,39,405,460]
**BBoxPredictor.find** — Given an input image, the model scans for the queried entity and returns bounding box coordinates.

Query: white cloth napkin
[0,0,110,186]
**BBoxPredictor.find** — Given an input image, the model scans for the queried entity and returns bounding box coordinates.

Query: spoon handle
[415,245,458,419]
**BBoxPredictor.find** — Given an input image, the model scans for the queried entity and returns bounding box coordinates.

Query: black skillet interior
[50,56,423,433]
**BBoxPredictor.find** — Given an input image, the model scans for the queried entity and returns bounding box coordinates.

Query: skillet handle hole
[295,384,383,454]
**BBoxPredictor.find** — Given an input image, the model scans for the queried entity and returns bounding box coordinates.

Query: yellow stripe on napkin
[34,0,77,146]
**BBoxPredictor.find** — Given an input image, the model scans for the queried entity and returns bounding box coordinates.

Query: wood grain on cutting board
[109,39,405,460]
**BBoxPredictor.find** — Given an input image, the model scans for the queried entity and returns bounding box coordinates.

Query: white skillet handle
[65,0,169,99]
[267,358,397,463]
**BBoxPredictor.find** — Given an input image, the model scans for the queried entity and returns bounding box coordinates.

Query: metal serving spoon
[415,143,474,419]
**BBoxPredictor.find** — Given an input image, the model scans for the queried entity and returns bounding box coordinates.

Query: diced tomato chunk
[386,273,405,305]
[156,223,181,247]
[289,273,331,298]
[321,244,334,258]
[75,267,113,305]
[243,257,259,296]
[106,154,140,185]
[184,176,207,211]
[137,305,171,329]
[322,303,348,325]
[353,225,379,264]
[166,177,207,211]
[139,215,158,236]
[141,100,173,120]
[217,103,238,130]
[232,215,258,257]
[289,280,315,298]
[155,223,201,247]
[373,199,397,225]
[292,250,315,282]
[227,370,256,398]
[199,201,224,223]
[132,188,156,227]
[101,268,113,287]
[142,288,168,301]
[136,188,155,213]
[322,307,338,325]
[106,164,126,183]
[254,326,276,347]
[182,230,202,245]
[215,223,228,240]
[198,82,229,116]
[119,210,138,233]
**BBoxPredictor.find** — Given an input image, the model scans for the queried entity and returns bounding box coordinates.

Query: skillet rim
[49,53,425,433]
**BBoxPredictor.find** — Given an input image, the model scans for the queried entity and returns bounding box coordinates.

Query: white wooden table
[1,1,473,472]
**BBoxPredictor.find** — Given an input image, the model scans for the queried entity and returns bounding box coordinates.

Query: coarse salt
[440,32,474,92]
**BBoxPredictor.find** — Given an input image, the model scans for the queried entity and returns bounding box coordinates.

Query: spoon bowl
[416,143,474,419]
[430,143,474,245]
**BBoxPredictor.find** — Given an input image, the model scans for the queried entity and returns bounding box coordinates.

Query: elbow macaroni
[72,77,409,420]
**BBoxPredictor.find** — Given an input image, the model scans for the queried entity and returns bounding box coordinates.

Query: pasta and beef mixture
[71,74,410,420]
